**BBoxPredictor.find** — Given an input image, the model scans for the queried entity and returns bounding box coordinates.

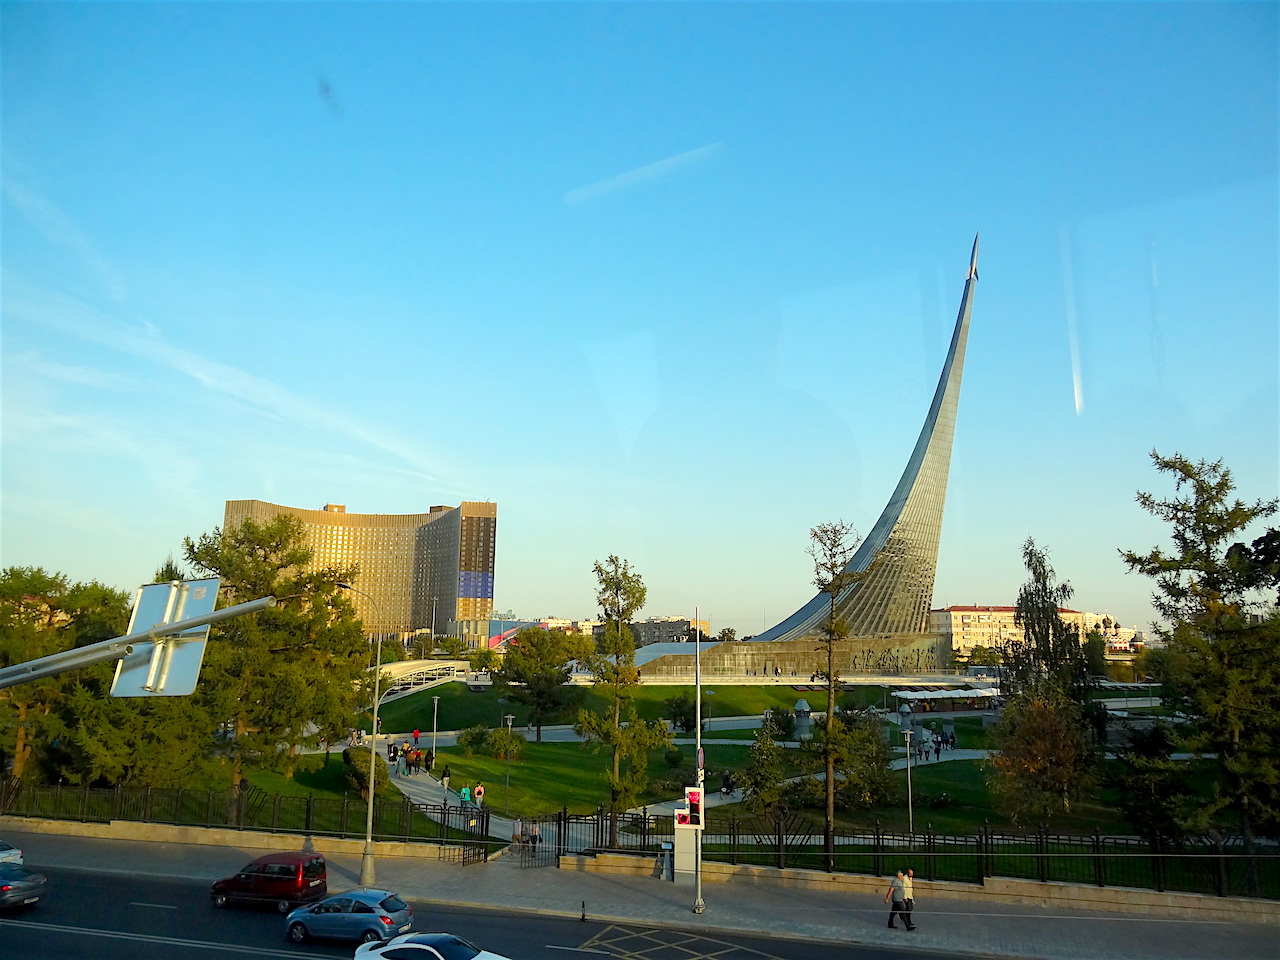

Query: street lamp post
[693,605,705,915]
[431,695,440,772]
[338,582,383,887]
[901,727,915,836]
[503,714,515,815]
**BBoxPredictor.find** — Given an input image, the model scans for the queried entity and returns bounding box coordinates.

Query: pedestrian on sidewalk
[474,781,485,807]
[885,870,915,930]
[529,821,541,845]
[413,727,420,746]
[441,764,451,794]
[425,748,434,771]
[460,784,471,806]
[904,867,917,928]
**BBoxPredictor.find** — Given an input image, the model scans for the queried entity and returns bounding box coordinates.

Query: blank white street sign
[111,578,220,697]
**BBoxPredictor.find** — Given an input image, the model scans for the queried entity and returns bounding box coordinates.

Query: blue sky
[3,2,1276,638]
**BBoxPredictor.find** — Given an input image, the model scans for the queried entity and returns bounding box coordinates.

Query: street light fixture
[503,714,515,815]
[432,695,440,772]
[338,582,383,887]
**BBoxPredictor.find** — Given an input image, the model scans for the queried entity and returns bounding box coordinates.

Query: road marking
[0,918,304,957]
[547,947,611,955]
[128,901,178,909]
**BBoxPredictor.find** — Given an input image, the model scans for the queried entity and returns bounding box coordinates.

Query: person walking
[441,764,452,795]
[460,784,472,806]
[903,867,918,928]
[474,781,485,807]
[413,727,420,746]
[885,870,915,930]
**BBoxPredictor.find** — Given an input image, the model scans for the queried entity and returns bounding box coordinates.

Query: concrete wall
[0,815,457,861]
[559,852,1280,925]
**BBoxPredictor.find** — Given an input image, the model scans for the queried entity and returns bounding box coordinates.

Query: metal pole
[693,605,705,915]
[338,582,382,887]
[432,695,440,771]
[504,714,515,815]
[903,727,914,836]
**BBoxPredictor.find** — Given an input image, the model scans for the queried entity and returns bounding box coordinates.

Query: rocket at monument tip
[968,233,980,281]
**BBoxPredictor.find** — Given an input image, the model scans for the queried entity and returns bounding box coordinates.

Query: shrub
[764,708,796,740]
[664,748,684,769]
[456,725,489,757]
[342,747,388,800]
[487,726,527,761]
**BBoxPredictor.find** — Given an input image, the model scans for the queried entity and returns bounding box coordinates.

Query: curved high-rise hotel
[222,499,496,639]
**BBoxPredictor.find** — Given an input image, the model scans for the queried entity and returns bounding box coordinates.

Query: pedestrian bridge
[376,659,469,701]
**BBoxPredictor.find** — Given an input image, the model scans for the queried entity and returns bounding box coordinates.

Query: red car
[211,852,327,913]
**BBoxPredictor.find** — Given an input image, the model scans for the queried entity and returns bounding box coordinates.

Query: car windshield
[409,936,480,960]
[380,894,409,913]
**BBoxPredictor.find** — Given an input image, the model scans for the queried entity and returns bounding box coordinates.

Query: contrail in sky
[565,143,723,205]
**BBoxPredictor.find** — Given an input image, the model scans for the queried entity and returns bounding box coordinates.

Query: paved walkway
[7,826,1273,960]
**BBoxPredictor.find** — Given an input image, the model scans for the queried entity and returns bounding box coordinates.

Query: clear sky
[2,2,1276,638]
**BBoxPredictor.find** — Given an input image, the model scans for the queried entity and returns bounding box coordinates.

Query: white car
[0,841,22,865]
[354,932,511,960]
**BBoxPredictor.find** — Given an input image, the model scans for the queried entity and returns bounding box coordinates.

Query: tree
[829,710,895,810]
[1120,452,1280,883]
[739,720,787,823]
[436,635,470,659]
[968,645,1003,667]
[0,567,130,781]
[1083,630,1109,679]
[986,680,1094,824]
[184,516,369,788]
[575,556,671,844]
[807,520,866,871]
[664,692,697,734]
[1107,722,1191,846]
[715,627,737,643]
[468,645,498,674]
[494,627,592,741]
[153,555,187,583]
[1004,538,1090,705]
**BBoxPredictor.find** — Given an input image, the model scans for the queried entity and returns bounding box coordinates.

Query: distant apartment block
[589,616,710,647]
[223,500,496,640]
[930,605,1145,656]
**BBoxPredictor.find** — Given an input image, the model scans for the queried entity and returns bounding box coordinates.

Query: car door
[310,897,353,938]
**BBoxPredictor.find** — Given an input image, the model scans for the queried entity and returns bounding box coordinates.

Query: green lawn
[427,737,818,816]
[374,681,897,735]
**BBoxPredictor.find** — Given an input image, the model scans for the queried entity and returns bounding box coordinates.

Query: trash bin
[660,841,674,881]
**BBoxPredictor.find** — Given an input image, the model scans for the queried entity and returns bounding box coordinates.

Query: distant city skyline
[2,3,1276,638]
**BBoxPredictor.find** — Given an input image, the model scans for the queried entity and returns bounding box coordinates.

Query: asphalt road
[0,868,960,960]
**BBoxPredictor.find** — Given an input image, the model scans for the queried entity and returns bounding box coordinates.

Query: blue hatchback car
[284,888,412,944]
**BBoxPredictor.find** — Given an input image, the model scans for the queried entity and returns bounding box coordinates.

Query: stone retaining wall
[0,815,454,860]
[560,851,1280,924]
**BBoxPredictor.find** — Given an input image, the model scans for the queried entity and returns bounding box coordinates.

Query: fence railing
[5,779,1275,898]
[699,814,1279,900]
[1,779,495,862]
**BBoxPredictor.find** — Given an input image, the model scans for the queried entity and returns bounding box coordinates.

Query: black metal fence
[1,779,494,863]
[702,814,1280,900]
[516,806,668,867]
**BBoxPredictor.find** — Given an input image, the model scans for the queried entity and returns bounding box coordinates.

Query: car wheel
[288,922,309,943]
[212,893,228,908]
[361,929,383,944]
[276,899,292,914]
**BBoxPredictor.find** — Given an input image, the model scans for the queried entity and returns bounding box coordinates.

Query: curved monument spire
[751,235,979,643]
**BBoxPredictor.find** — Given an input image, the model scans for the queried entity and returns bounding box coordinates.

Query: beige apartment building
[223,499,496,640]
[930,605,1144,656]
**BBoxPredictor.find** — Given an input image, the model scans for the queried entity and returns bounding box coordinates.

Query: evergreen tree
[575,556,671,844]
[1121,452,1280,886]
[184,516,368,787]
